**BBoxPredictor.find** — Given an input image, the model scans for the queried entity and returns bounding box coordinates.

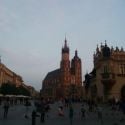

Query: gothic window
[67,76,69,81]
[71,77,75,84]
[104,65,109,73]
[122,65,124,74]
[119,64,125,75]
[124,64,125,74]
[119,65,122,74]
[65,77,66,81]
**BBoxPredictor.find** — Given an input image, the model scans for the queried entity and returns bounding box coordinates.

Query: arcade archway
[121,85,125,100]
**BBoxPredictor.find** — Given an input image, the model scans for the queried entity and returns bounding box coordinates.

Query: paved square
[0,101,125,125]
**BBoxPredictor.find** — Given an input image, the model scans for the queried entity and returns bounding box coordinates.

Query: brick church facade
[41,39,82,99]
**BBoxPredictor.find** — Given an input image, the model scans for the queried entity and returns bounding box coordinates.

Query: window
[119,64,125,75]
[104,65,109,73]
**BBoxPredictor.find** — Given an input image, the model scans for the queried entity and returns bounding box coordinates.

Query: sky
[0,0,125,91]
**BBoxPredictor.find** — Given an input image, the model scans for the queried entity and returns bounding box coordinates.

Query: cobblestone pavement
[0,102,125,125]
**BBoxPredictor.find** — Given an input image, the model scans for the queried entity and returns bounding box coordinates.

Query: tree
[0,82,17,95]
[17,86,30,96]
[0,82,31,96]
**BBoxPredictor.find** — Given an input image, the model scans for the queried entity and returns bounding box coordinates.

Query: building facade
[84,42,125,102]
[41,39,82,99]
[0,63,23,87]
[0,62,38,97]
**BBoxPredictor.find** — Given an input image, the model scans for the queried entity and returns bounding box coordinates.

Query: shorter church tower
[71,50,82,85]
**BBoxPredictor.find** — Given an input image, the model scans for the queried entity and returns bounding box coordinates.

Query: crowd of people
[33,97,125,125]
[0,96,125,125]
[0,96,31,119]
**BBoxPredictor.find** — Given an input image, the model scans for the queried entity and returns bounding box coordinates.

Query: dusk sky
[0,0,125,91]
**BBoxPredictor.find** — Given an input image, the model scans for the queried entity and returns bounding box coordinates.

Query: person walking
[40,99,45,123]
[32,110,39,125]
[24,99,31,119]
[97,104,103,124]
[3,99,10,119]
[32,110,37,125]
[80,104,86,119]
[69,104,74,125]
[58,106,64,116]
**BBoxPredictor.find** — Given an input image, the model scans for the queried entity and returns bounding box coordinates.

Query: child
[58,106,64,116]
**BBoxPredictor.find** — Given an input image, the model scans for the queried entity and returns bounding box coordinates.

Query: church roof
[44,69,60,81]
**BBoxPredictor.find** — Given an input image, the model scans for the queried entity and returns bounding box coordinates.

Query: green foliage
[0,82,17,95]
[0,82,30,96]
[17,86,30,96]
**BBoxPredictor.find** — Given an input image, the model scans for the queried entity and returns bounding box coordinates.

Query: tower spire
[62,36,69,54]
[105,40,107,46]
[64,36,67,48]
[75,50,78,57]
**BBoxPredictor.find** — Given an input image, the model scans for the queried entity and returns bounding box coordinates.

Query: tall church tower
[71,50,82,85]
[60,38,70,86]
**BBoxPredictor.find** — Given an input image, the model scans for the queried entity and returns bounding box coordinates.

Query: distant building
[84,41,125,101]
[41,38,83,99]
[0,61,38,97]
[24,84,39,98]
[0,63,23,87]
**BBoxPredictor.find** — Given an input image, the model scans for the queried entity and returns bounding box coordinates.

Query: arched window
[119,64,125,75]
[121,85,125,99]
[104,65,109,73]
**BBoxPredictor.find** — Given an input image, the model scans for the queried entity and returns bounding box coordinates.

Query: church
[41,38,83,100]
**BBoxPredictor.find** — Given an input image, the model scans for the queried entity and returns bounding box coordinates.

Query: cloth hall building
[84,42,125,102]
